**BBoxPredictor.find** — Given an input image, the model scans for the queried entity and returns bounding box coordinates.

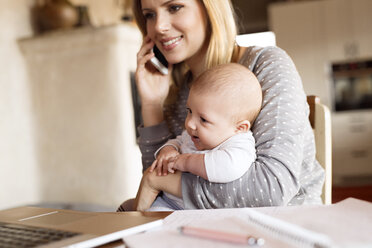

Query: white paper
[123,207,332,248]
[123,198,372,248]
[257,198,372,248]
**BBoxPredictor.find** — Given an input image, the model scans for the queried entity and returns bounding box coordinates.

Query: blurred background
[0,0,371,211]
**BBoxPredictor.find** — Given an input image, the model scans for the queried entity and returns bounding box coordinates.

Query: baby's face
[185,89,238,150]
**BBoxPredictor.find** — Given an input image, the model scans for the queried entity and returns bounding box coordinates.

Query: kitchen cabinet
[268,0,330,106]
[332,112,372,183]
[324,0,372,61]
[351,0,372,59]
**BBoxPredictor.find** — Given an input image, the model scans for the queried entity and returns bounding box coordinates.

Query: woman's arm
[138,84,189,172]
[134,169,182,211]
[180,46,324,208]
[134,37,180,171]
[138,122,175,171]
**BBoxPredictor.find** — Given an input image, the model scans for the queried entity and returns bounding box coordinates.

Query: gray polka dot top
[137,46,325,209]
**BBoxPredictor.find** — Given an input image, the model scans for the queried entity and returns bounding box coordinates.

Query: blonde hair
[191,63,262,124]
[132,0,238,86]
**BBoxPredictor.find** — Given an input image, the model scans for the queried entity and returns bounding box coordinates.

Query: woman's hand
[135,36,173,127]
[133,168,160,211]
[133,167,182,211]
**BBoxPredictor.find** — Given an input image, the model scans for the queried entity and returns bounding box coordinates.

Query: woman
[119,0,324,211]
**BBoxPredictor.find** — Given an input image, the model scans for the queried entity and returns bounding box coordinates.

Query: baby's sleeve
[204,132,256,183]
[153,133,184,159]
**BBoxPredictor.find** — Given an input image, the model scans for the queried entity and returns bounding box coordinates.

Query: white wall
[0,0,40,210]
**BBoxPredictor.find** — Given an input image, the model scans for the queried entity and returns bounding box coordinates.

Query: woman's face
[141,0,209,67]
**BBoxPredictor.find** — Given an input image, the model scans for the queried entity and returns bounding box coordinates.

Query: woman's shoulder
[238,45,299,84]
[240,45,287,56]
[238,45,290,68]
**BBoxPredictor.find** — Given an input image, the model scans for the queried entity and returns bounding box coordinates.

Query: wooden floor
[332,184,372,203]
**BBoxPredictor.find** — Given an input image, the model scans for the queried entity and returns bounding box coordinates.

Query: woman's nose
[155,14,170,34]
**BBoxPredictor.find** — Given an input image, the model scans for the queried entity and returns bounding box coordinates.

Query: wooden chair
[307,96,332,204]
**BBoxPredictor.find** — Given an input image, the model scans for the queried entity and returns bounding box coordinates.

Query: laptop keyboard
[0,222,80,248]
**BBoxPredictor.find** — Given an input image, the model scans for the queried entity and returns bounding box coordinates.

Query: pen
[179,226,265,246]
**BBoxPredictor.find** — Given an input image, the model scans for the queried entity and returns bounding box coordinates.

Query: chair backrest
[307,95,332,204]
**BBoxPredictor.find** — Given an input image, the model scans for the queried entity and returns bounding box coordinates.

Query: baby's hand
[167,153,189,172]
[150,146,180,176]
[165,155,179,174]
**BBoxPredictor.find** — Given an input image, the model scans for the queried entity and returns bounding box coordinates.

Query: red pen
[179,226,265,246]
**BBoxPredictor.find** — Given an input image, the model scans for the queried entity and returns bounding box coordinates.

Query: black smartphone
[150,45,168,75]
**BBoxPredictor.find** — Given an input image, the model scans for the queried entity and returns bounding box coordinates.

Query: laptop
[0,205,170,248]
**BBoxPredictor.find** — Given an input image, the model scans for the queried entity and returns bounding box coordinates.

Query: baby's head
[186,63,262,150]
[191,63,262,127]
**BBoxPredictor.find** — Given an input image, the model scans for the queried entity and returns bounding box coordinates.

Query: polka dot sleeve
[137,82,188,172]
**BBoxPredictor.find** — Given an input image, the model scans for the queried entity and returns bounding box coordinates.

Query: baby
[138,63,262,211]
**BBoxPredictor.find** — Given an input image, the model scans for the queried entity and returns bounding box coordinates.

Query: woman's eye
[143,12,155,20]
[186,108,192,114]
[169,5,183,13]
[200,117,208,123]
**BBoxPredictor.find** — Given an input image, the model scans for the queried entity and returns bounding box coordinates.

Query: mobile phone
[150,45,169,75]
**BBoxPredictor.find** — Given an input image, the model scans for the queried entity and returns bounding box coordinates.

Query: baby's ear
[235,120,251,133]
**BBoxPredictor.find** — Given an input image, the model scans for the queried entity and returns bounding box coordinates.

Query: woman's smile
[161,35,183,51]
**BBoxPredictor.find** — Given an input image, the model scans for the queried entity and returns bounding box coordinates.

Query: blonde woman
[118,0,324,211]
